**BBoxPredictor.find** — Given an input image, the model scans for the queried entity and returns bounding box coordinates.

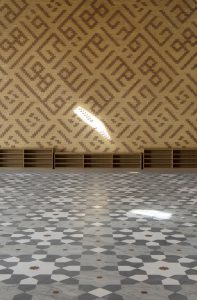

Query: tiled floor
[0,169,197,300]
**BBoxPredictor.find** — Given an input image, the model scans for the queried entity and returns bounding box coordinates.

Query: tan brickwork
[0,0,196,152]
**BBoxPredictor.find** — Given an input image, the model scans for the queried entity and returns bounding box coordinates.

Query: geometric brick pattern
[0,170,197,300]
[0,0,196,152]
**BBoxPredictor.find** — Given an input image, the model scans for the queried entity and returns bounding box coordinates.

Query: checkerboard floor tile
[0,169,196,300]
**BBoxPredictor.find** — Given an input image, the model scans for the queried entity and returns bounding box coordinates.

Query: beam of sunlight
[74,106,111,140]
[127,209,172,220]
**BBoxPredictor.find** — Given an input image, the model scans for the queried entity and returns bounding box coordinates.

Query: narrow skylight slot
[74,106,111,140]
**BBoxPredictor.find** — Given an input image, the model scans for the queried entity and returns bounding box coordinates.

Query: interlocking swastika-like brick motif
[0,0,196,152]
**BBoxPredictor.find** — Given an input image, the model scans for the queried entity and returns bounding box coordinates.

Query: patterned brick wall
[0,0,196,152]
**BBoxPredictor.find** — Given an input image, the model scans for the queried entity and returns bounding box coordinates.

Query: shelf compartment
[0,149,23,168]
[113,154,142,168]
[84,153,113,168]
[24,148,53,168]
[84,154,113,168]
[84,154,113,158]
[173,164,197,168]
[84,163,112,168]
[143,149,172,168]
[54,153,84,168]
[173,149,197,168]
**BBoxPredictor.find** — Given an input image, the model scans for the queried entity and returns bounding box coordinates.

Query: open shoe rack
[0,148,196,169]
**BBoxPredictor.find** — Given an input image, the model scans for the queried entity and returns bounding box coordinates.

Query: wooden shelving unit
[54,153,142,168]
[54,153,84,168]
[173,149,197,168]
[0,148,196,169]
[84,154,113,168]
[24,148,53,168]
[0,149,23,168]
[113,154,142,168]
[143,149,172,168]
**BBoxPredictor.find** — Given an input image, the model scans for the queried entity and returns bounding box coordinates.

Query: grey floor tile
[0,170,196,300]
